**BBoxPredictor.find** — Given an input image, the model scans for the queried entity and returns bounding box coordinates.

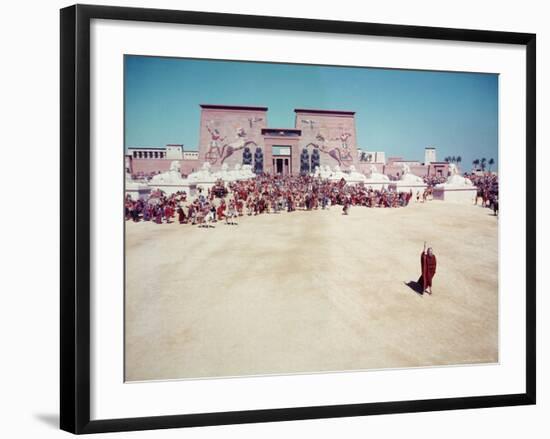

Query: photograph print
[124,56,499,382]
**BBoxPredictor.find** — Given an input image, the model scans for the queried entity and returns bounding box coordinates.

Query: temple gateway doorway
[272,145,292,175]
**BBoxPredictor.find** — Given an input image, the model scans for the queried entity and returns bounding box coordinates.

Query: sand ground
[125,201,498,382]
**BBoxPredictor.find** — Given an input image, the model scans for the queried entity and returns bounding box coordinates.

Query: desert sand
[125,201,498,382]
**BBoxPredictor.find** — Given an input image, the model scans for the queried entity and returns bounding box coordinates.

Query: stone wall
[129,159,199,177]
[295,109,358,171]
[198,104,268,171]
[356,162,385,175]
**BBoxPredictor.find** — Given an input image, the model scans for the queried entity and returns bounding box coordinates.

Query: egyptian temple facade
[126,104,450,178]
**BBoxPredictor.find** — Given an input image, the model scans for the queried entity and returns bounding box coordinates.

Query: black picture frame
[60,4,536,434]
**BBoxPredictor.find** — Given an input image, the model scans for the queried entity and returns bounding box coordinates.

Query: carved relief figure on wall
[205,126,254,165]
[311,131,354,168]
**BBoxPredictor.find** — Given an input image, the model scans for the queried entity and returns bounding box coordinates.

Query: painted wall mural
[204,125,258,165]
[199,105,268,169]
[198,106,358,172]
[296,110,358,169]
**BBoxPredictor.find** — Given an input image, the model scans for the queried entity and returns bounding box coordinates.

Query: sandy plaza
[125,201,498,381]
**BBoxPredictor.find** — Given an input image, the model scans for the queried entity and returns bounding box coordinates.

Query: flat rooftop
[294,108,355,116]
[200,104,268,111]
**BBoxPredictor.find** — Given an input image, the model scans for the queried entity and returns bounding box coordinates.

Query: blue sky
[125,56,498,170]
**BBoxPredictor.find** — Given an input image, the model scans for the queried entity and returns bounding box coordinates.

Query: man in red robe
[216,201,226,221]
[418,243,437,295]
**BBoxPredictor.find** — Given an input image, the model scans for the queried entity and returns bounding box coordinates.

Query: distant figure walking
[342,197,350,215]
[418,242,437,295]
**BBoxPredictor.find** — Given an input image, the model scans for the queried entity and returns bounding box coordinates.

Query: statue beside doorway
[311,148,320,172]
[254,147,264,174]
[242,146,252,165]
[300,148,310,175]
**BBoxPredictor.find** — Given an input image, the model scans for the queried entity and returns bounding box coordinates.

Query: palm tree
[480,157,487,171]
[488,158,495,172]
[473,159,480,171]
[457,156,462,165]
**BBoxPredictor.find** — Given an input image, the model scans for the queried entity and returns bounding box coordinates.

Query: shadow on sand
[404,280,424,297]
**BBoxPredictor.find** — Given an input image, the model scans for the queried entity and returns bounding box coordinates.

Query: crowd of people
[467,172,499,215]
[125,172,499,226]
[423,175,448,187]
[384,174,446,187]
[125,175,416,226]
